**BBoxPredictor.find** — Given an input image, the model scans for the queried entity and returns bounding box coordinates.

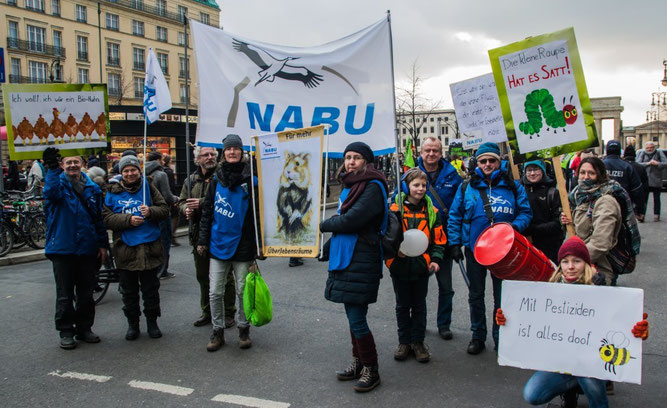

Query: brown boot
[206,328,224,352]
[393,344,411,361]
[336,357,362,381]
[412,342,431,363]
[239,326,252,349]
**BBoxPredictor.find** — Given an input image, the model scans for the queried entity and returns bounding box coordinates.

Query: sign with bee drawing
[488,27,598,163]
[2,83,109,160]
[498,281,644,384]
[254,125,324,257]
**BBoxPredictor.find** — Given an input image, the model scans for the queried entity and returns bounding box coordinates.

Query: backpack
[604,188,641,275]
[369,180,402,260]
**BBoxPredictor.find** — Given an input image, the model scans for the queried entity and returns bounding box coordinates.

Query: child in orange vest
[386,168,447,363]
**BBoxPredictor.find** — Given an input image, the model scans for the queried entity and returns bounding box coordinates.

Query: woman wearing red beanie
[496,237,649,408]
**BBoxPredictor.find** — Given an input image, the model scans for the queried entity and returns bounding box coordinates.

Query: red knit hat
[558,236,591,265]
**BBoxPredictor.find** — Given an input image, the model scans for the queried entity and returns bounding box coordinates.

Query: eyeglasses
[478,158,498,165]
[525,168,542,174]
[200,152,216,158]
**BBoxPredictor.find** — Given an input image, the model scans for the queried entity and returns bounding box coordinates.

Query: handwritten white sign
[498,281,644,384]
[450,73,508,149]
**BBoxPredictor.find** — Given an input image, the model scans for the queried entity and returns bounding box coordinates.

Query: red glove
[631,313,649,340]
[495,308,506,326]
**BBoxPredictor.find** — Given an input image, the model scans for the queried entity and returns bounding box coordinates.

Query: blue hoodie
[417,156,462,224]
[447,167,532,250]
[43,168,108,255]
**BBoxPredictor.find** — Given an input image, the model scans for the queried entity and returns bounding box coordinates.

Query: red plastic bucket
[473,222,555,282]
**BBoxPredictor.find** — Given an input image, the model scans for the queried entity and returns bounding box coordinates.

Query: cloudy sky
[219,0,666,129]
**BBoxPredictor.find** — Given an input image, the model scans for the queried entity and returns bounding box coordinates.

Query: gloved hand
[495,308,506,326]
[448,245,463,262]
[592,272,606,286]
[631,313,649,340]
[43,147,61,170]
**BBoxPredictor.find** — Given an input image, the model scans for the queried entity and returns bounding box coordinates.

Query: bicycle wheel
[26,214,47,249]
[0,221,14,257]
[93,280,110,305]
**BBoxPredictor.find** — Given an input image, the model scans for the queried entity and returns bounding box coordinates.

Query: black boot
[146,318,162,338]
[353,365,380,392]
[239,326,252,349]
[125,320,140,341]
[336,357,362,381]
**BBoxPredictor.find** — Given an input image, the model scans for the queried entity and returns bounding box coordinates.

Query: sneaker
[75,329,101,343]
[393,344,411,361]
[193,315,211,327]
[411,342,430,363]
[60,335,77,350]
[438,326,453,340]
[159,272,175,280]
[206,328,225,352]
[467,339,485,355]
[336,357,362,381]
[353,366,381,393]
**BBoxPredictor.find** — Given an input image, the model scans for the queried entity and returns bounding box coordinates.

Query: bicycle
[93,251,120,305]
[0,195,46,255]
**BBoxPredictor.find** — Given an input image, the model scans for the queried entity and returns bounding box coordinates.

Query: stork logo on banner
[232,39,324,88]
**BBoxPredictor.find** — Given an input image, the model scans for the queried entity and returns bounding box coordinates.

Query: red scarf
[339,164,388,213]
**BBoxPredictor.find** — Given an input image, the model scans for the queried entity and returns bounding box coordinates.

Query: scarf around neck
[339,164,388,213]
[569,179,624,207]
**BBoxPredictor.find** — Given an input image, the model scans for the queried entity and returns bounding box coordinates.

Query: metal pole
[98,2,103,82]
[142,118,147,205]
[184,17,191,200]
[386,10,402,212]
[249,137,261,258]
[320,130,329,258]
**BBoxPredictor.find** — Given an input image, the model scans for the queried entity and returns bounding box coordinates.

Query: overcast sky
[219,0,666,128]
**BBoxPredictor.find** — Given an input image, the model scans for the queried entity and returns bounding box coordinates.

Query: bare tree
[111,70,134,105]
[395,60,442,150]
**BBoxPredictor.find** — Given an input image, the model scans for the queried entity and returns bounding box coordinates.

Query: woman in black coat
[520,160,564,263]
[320,142,387,393]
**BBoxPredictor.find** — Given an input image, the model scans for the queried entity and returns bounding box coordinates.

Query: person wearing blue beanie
[475,142,501,161]
[523,160,546,175]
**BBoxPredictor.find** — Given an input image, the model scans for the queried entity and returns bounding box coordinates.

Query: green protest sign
[488,27,598,164]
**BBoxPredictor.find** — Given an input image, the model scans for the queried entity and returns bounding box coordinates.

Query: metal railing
[133,62,145,70]
[107,57,120,66]
[100,0,217,27]
[9,75,48,84]
[179,70,189,79]
[108,88,121,96]
[77,51,88,61]
[6,37,66,58]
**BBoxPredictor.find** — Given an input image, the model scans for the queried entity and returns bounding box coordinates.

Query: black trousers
[49,254,97,336]
[391,275,430,344]
[119,268,161,321]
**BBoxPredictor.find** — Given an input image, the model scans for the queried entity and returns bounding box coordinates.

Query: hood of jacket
[145,160,162,176]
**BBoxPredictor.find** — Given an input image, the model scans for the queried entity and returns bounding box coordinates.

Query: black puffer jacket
[521,174,564,263]
[320,182,384,305]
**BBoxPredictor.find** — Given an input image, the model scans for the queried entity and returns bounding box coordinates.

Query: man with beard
[179,146,236,328]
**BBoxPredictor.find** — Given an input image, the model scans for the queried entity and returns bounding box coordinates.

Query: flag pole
[320,127,329,258]
[142,117,147,205]
[249,137,261,258]
[184,18,191,200]
[387,10,402,214]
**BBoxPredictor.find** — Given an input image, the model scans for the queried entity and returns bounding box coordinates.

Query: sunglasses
[478,158,498,165]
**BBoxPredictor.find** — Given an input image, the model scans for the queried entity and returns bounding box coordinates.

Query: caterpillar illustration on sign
[518,89,578,139]
[599,331,635,375]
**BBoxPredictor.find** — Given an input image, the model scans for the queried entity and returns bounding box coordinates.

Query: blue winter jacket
[43,168,108,255]
[447,167,533,250]
[417,157,462,223]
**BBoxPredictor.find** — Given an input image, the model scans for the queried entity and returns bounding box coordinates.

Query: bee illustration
[518,89,578,139]
[599,331,635,374]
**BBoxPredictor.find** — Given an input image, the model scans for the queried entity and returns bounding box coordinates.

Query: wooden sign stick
[552,155,576,237]
[505,142,520,180]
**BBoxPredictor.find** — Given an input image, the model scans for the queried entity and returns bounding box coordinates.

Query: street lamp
[662,59,667,87]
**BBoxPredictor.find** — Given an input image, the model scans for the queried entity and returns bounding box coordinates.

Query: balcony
[179,70,189,79]
[108,88,121,96]
[77,51,88,61]
[6,37,66,58]
[9,75,47,84]
[25,5,45,13]
[100,0,217,27]
[133,62,145,71]
[107,57,120,66]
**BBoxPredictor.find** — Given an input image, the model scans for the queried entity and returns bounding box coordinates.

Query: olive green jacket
[178,167,215,246]
[103,180,169,271]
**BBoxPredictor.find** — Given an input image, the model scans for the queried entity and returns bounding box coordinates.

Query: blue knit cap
[523,159,546,174]
[475,142,501,160]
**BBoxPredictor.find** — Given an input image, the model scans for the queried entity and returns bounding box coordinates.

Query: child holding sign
[495,237,649,408]
[385,168,447,363]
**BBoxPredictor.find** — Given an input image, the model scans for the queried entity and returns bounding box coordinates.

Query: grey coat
[636,149,667,188]
[145,160,178,205]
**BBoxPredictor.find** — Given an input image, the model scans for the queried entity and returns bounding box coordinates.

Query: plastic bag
[243,263,273,327]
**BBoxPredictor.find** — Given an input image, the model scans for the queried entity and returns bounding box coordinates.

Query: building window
[107,43,120,66]
[200,12,209,24]
[78,68,89,83]
[106,13,119,31]
[180,83,188,103]
[156,26,167,42]
[77,35,88,60]
[28,60,47,83]
[27,25,46,53]
[157,52,168,75]
[51,0,60,15]
[134,77,145,98]
[444,127,448,134]
[133,47,145,70]
[52,30,64,57]
[8,21,19,44]
[76,4,86,22]
[132,20,144,37]
[430,126,434,133]
[179,56,189,78]
[108,72,120,96]
[7,0,17,5]
[402,128,406,135]
[11,58,21,78]
[177,32,187,46]
[177,5,187,22]
[130,0,143,10]
[155,0,166,16]
[26,0,45,12]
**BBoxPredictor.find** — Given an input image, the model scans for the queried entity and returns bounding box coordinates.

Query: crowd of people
[38,134,655,405]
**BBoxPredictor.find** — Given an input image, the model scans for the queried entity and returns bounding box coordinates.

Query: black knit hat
[623,145,636,159]
[343,141,374,163]
[223,134,243,151]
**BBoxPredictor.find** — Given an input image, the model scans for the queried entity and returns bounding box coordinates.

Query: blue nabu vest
[209,179,250,260]
[105,179,160,247]
[328,180,388,271]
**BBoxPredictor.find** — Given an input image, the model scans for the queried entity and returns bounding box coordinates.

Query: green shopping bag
[243,263,273,327]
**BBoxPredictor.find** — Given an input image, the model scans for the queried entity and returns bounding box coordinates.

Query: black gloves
[448,245,464,262]
[592,272,607,286]
[43,147,61,170]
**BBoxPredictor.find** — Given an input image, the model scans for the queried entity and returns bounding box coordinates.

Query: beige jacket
[572,194,622,284]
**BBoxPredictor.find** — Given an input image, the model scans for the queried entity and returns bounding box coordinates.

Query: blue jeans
[435,256,454,329]
[465,247,502,345]
[523,371,608,408]
[158,218,172,274]
[344,303,370,339]
[392,276,429,344]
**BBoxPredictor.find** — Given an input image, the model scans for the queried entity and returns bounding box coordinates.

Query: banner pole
[249,137,261,258]
[387,10,402,212]
[505,142,520,180]
[552,155,576,237]
[320,129,329,258]
[142,118,147,205]
[184,18,193,233]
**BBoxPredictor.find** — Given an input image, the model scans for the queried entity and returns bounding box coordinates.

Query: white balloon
[399,229,429,257]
